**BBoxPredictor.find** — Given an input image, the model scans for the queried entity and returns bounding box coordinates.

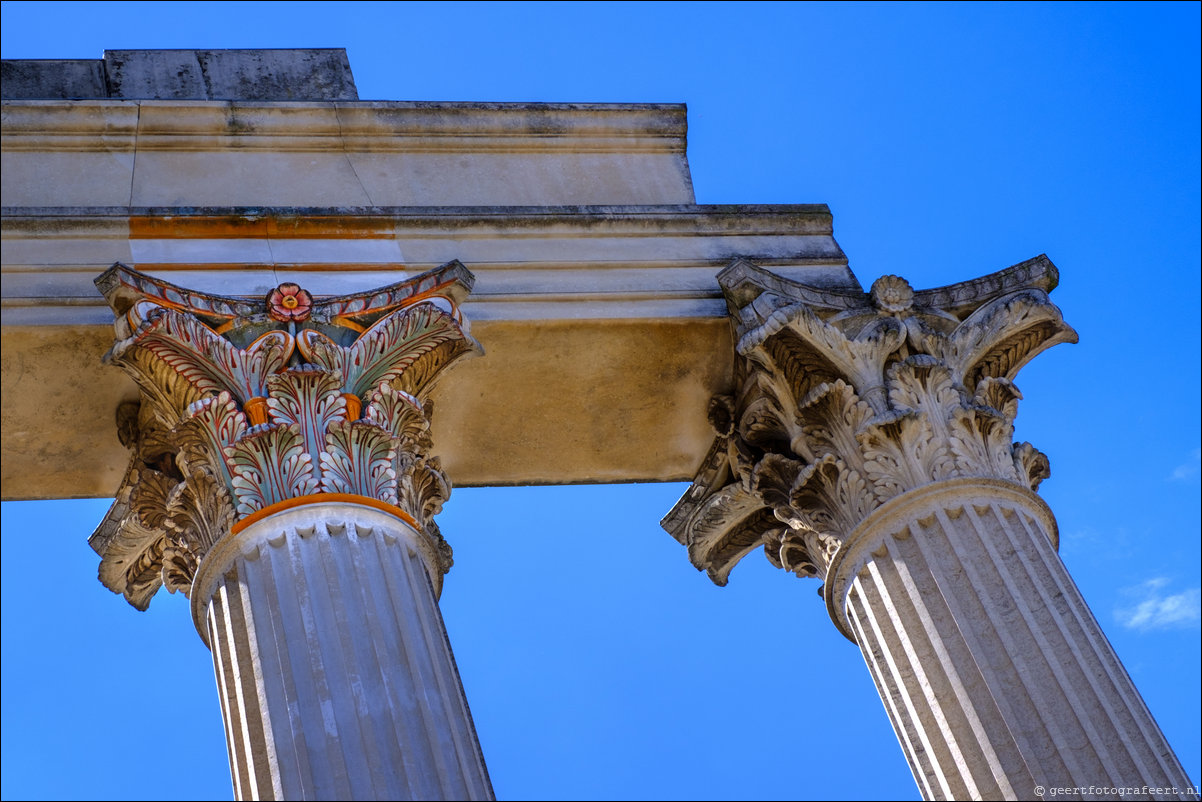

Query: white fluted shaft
[191,502,493,801]
[826,479,1194,801]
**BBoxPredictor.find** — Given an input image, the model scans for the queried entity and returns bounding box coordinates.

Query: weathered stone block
[103,48,359,100]
[0,58,107,99]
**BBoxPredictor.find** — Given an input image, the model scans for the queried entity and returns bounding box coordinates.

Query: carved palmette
[91,262,481,608]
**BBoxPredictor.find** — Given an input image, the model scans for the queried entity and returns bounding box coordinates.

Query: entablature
[2,203,850,325]
[1,202,856,500]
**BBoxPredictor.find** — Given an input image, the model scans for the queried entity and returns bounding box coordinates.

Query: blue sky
[1,2,1199,800]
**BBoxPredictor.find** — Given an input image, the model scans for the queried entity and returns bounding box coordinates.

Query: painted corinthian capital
[90,261,481,610]
[663,255,1076,598]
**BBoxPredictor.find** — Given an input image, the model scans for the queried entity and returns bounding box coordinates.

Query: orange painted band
[330,316,368,333]
[405,285,455,305]
[331,284,457,326]
[230,493,419,535]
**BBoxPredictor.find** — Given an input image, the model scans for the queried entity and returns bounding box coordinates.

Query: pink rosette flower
[267,283,313,322]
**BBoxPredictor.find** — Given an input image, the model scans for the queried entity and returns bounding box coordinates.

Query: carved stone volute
[662,255,1076,590]
[91,261,481,609]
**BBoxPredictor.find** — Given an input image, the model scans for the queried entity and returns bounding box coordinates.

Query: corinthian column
[664,256,1196,801]
[89,261,493,801]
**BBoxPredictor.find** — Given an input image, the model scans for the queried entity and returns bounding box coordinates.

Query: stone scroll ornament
[662,255,1077,605]
[90,261,481,610]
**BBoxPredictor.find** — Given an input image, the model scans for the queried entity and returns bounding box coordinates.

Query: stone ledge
[2,101,696,205]
[1,99,688,152]
[2,49,358,101]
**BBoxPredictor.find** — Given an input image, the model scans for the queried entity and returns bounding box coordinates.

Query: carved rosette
[90,261,481,609]
[662,255,1076,589]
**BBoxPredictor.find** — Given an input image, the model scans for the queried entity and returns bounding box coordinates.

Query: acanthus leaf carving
[750,452,811,530]
[796,379,874,472]
[941,289,1077,392]
[129,467,179,531]
[178,391,247,493]
[765,528,843,579]
[1013,441,1051,491]
[165,467,235,562]
[664,257,1075,592]
[94,263,479,609]
[972,376,1023,422]
[756,327,842,416]
[161,545,200,596]
[114,303,292,403]
[364,382,431,453]
[793,455,875,539]
[226,424,320,515]
[738,389,796,455]
[886,357,961,420]
[397,454,451,529]
[320,420,399,504]
[947,407,1020,483]
[266,367,348,469]
[860,409,959,501]
[297,301,477,400]
[111,343,207,427]
[742,301,905,415]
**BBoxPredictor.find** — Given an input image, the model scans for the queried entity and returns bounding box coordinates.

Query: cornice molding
[1,100,688,154]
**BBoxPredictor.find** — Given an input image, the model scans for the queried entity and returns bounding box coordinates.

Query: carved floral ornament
[90,261,481,610]
[662,255,1077,595]
[267,282,313,322]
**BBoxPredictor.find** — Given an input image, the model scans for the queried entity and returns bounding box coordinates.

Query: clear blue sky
[1,3,1199,800]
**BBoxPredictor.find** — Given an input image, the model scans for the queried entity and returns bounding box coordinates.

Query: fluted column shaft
[664,259,1198,801]
[192,502,493,801]
[828,479,1192,801]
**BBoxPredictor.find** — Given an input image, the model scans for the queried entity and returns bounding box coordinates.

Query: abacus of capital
[1,49,1195,801]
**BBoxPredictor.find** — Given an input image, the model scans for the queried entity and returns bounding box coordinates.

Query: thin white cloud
[1168,447,1201,481]
[1116,578,1201,631]
[1061,527,1096,543]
